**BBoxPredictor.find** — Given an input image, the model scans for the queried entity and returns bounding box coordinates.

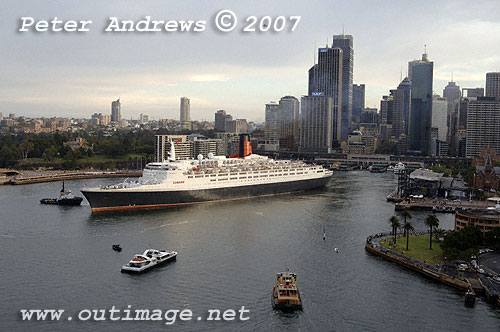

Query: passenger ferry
[121,249,177,273]
[81,134,333,212]
[272,269,302,311]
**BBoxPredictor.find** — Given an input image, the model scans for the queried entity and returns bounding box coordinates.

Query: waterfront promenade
[366,232,500,305]
[0,169,142,185]
[395,198,495,211]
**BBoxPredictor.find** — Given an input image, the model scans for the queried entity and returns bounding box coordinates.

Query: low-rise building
[455,210,500,235]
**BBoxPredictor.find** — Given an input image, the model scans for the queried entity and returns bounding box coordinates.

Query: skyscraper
[431,95,448,142]
[308,47,343,145]
[264,102,280,151]
[180,97,191,130]
[215,110,227,131]
[443,81,461,114]
[466,97,500,157]
[486,72,500,100]
[300,95,332,153]
[397,77,411,135]
[408,53,433,155]
[391,88,405,139]
[380,95,393,141]
[332,34,354,139]
[352,84,365,129]
[278,96,300,151]
[111,98,121,123]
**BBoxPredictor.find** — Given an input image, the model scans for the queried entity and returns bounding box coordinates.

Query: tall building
[431,95,448,142]
[139,113,149,124]
[111,98,121,123]
[264,102,280,151]
[397,77,411,135]
[443,81,461,115]
[180,97,191,130]
[308,47,343,145]
[278,96,300,151]
[391,88,405,139]
[352,84,365,129]
[332,34,354,139]
[380,95,393,141]
[408,53,433,155]
[299,95,332,153]
[486,72,500,100]
[466,97,500,157]
[225,119,248,134]
[214,110,226,131]
[360,107,379,125]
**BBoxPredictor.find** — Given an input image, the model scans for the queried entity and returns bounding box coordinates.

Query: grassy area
[380,235,443,265]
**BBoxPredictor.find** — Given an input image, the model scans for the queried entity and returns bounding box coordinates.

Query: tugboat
[40,181,83,206]
[272,269,302,311]
[121,249,177,274]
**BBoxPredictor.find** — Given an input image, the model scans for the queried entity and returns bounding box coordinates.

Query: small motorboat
[121,249,177,273]
[40,181,83,206]
[272,269,302,311]
[112,244,122,252]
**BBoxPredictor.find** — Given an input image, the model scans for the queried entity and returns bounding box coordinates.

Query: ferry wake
[81,134,333,212]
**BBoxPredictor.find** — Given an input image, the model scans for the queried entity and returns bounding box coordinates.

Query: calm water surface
[0,171,499,331]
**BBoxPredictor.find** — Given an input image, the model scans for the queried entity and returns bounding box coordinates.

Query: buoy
[334,248,340,253]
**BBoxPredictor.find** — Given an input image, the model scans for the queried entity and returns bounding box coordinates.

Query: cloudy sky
[2,0,500,122]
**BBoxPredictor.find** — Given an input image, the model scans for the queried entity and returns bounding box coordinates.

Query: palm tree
[400,208,412,236]
[389,216,401,245]
[403,220,414,251]
[424,214,440,249]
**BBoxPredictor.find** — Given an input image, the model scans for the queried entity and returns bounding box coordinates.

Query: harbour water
[1,171,499,331]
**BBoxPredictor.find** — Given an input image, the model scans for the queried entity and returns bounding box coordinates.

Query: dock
[394,198,495,212]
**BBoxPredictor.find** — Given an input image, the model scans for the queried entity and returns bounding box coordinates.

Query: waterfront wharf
[394,198,495,212]
[4,170,142,185]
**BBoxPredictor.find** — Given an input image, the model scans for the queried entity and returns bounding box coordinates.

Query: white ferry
[81,134,333,212]
[121,249,177,273]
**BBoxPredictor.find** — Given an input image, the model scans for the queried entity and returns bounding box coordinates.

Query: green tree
[400,208,412,236]
[484,227,500,247]
[433,228,446,240]
[18,141,34,160]
[389,216,401,245]
[424,214,440,249]
[403,220,415,251]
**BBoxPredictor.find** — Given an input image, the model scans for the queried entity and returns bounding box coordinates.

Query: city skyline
[1,0,500,121]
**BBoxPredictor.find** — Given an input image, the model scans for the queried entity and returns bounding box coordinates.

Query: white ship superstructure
[81,134,333,212]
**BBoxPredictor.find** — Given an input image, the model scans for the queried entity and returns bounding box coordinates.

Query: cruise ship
[81,134,333,212]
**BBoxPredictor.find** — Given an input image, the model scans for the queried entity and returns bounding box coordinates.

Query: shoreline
[365,232,469,291]
[0,170,142,185]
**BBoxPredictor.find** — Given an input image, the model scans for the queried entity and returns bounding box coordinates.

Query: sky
[1,0,500,122]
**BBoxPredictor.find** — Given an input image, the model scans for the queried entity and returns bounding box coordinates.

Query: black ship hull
[81,176,331,212]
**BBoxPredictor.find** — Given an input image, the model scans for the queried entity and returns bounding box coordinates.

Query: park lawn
[380,235,443,265]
